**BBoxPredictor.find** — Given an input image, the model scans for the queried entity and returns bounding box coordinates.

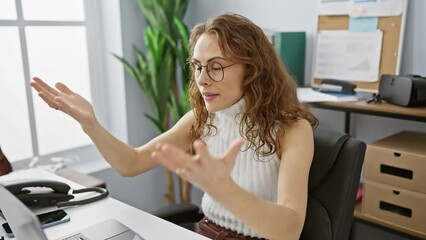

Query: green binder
[274,32,306,86]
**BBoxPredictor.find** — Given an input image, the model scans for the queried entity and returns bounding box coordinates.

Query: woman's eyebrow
[191,56,227,63]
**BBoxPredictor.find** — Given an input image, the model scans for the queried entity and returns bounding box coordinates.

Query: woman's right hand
[30,77,98,131]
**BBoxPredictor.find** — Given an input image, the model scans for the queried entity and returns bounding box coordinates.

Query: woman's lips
[203,93,219,101]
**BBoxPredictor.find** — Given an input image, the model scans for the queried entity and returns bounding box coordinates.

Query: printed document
[313,30,383,82]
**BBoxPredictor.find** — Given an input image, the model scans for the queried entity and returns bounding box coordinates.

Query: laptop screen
[0,184,47,240]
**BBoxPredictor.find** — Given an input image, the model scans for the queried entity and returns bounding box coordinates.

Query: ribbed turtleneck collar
[215,97,246,121]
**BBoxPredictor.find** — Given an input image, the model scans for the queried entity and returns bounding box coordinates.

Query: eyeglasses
[191,61,236,82]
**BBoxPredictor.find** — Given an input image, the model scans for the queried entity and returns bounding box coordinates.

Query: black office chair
[300,127,366,240]
[153,127,366,240]
[0,147,13,176]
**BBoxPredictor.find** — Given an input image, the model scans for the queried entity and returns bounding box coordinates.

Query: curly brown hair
[188,13,318,157]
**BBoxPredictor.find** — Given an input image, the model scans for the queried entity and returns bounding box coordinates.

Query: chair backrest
[300,127,366,240]
[0,147,13,176]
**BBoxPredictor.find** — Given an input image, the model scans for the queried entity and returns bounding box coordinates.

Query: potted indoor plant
[114,0,190,204]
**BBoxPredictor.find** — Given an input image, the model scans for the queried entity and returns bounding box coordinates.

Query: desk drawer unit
[362,181,426,236]
[364,131,426,194]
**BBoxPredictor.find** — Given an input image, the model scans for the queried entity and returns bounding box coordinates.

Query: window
[0,0,107,167]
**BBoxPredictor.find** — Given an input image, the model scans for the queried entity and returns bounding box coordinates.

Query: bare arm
[208,119,314,239]
[30,77,194,176]
[152,119,314,239]
[85,111,194,176]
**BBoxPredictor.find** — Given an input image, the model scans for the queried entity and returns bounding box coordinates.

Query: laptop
[0,184,144,240]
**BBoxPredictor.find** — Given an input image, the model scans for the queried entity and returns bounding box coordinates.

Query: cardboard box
[362,181,426,235]
[364,131,426,194]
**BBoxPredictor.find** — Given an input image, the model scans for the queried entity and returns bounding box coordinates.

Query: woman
[31,13,317,240]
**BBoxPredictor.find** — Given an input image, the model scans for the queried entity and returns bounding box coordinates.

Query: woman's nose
[196,68,212,86]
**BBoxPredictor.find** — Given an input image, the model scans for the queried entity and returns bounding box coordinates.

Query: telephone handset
[1,179,108,208]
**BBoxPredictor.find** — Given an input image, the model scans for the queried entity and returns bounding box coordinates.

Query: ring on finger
[175,167,186,175]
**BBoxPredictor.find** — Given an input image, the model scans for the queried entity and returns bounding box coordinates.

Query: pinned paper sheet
[351,0,405,17]
[352,8,365,14]
[318,0,351,15]
[318,0,405,17]
[313,30,383,82]
[349,17,378,32]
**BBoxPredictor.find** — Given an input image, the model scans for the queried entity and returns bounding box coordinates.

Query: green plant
[114,0,190,204]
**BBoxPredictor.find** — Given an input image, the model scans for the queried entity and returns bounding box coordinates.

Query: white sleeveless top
[201,98,281,238]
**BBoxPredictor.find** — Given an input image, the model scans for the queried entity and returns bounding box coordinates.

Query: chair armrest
[151,203,204,224]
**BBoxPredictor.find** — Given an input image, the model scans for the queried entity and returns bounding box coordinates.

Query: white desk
[0,168,208,240]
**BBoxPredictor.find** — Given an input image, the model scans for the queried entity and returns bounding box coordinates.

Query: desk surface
[310,100,426,122]
[0,168,207,240]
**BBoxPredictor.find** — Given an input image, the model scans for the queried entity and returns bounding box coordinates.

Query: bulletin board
[312,0,408,91]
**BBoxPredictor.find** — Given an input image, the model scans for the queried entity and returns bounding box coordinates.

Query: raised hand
[151,138,245,196]
[30,77,97,131]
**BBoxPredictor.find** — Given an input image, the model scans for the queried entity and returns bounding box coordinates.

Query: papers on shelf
[297,88,373,103]
[313,30,383,82]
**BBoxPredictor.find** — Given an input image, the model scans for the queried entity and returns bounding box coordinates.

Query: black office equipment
[319,79,357,94]
[379,74,426,107]
[0,179,108,208]
[2,209,70,238]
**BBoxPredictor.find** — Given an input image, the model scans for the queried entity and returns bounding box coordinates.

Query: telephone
[319,79,356,95]
[1,179,108,208]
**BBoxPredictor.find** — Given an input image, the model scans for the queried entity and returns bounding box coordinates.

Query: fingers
[55,82,74,95]
[31,77,60,99]
[153,138,244,180]
[223,138,245,161]
[31,77,76,112]
[193,140,209,159]
[151,143,193,172]
[38,92,61,109]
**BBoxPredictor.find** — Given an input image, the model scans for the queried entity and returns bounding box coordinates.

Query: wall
[90,0,167,213]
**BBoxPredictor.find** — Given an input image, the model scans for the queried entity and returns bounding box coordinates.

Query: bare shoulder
[282,119,313,142]
[279,119,314,161]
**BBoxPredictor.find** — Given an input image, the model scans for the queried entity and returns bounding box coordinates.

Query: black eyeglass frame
[190,62,237,82]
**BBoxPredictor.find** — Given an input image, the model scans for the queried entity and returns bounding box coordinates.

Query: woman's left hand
[151,138,244,196]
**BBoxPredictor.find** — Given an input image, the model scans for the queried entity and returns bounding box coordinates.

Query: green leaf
[115,0,190,133]
[145,113,165,133]
[113,54,138,83]
[173,17,190,83]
